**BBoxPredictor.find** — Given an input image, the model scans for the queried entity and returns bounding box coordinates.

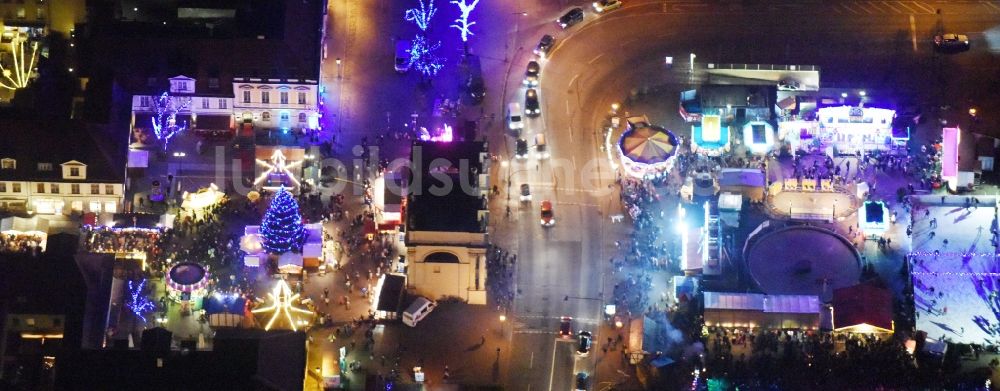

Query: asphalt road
[320,0,1000,389]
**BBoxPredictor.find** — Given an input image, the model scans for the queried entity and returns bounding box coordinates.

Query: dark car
[557,8,584,29]
[524,60,540,87]
[575,372,590,391]
[559,316,572,337]
[534,35,555,58]
[577,331,592,356]
[525,89,540,117]
[466,76,485,104]
[515,138,529,159]
[934,33,970,52]
[520,183,531,202]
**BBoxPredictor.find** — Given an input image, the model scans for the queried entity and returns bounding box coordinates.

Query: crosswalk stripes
[832,1,939,15]
[983,1,1000,13]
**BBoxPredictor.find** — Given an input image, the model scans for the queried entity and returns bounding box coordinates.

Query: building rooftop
[406,141,486,233]
[0,119,124,183]
[56,328,307,391]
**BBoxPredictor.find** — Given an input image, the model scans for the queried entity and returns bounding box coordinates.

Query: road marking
[855,2,877,13]
[568,73,579,87]
[548,339,558,391]
[588,53,605,65]
[911,1,938,13]
[897,1,919,12]
[530,352,534,369]
[565,99,571,116]
[839,4,861,14]
[560,202,600,208]
[984,1,1000,12]
[882,1,905,13]
[910,14,918,53]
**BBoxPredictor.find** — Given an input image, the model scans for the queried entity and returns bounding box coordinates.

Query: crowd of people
[0,232,44,255]
[486,244,516,311]
[83,226,160,255]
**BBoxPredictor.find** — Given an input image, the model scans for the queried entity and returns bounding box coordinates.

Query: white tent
[1,216,49,235]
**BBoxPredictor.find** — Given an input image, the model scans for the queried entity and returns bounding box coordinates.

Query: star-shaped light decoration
[254,149,304,189]
[251,279,314,331]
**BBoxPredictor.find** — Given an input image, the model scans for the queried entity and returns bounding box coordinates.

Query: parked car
[525,89,540,117]
[777,79,800,91]
[559,316,572,337]
[467,76,485,104]
[534,35,555,58]
[557,8,584,29]
[575,373,590,391]
[934,33,970,52]
[592,0,622,13]
[515,138,529,159]
[524,60,540,87]
[507,103,524,133]
[520,183,532,202]
[577,331,593,356]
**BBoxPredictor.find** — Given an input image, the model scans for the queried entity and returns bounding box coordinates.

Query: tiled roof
[0,119,123,183]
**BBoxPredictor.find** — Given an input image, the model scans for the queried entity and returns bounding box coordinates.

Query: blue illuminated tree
[150,92,192,151]
[126,278,156,323]
[260,187,306,254]
[408,35,445,78]
[450,0,479,43]
[405,0,437,32]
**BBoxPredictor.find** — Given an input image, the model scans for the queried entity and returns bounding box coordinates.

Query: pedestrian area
[909,195,1000,345]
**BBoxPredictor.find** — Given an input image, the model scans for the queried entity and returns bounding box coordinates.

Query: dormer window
[37,162,52,171]
[147,77,157,87]
[70,167,79,176]
[169,76,196,94]
[61,161,86,179]
[208,78,220,89]
[1,158,14,169]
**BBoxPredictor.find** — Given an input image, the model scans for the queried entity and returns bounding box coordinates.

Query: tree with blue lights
[260,187,306,254]
[405,0,437,32]
[126,278,156,323]
[150,92,192,151]
[450,0,479,43]
[408,35,445,78]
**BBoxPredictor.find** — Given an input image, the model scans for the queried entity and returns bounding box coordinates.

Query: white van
[402,297,436,327]
[395,40,412,73]
[507,103,524,132]
[535,133,549,159]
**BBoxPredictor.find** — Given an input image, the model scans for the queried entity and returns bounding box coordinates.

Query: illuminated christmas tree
[126,278,156,323]
[260,188,306,254]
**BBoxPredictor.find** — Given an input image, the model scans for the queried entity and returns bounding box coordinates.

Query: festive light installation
[254,149,303,188]
[404,0,437,32]
[251,279,314,331]
[126,279,156,323]
[408,35,445,77]
[150,92,192,151]
[0,38,38,90]
[260,187,306,254]
[450,0,479,42]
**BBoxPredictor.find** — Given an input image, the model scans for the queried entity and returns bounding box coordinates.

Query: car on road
[575,372,590,391]
[557,8,584,29]
[394,40,412,73]
[777,79,800,91]
[934,33,970,52]
[577,331,593,356]
[535,133,549,159]
[592,0,622,13]
[466,75,485,104]
[541,200,556,226]
[524,60,540,87]
[559,316,572,337]
[520,184,531,202]
[515,138,529,160]
[525,89,540,117]
[507,103,524,133]
[534,35,555,58]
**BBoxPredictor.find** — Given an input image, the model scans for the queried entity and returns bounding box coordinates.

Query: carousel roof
[619,125,678,164]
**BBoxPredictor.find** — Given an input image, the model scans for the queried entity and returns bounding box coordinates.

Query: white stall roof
[704,291,820,314]
[1,216,48,234]
[718,192,743,211]
[703,292,765,311]
[763,295,821,314]
[719,169,765,188]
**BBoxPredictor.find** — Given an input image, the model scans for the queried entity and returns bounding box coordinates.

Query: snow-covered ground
[910,199,1000,344]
